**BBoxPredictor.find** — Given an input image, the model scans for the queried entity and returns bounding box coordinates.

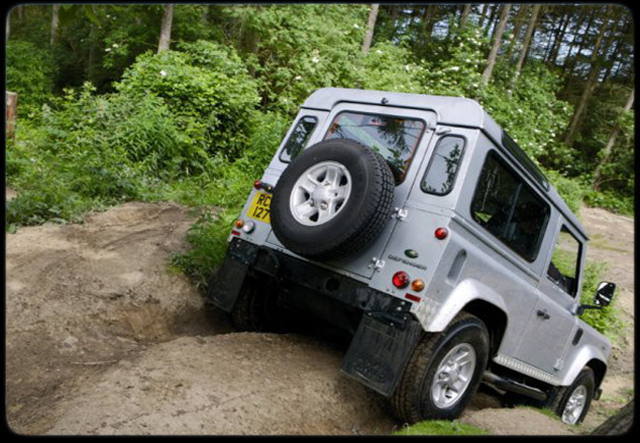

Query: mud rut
[5,201,634,435]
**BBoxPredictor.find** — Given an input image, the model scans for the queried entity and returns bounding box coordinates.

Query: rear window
[323,111,425,184]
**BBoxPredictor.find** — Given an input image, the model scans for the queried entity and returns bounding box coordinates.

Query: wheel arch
[586,358,607,390]
[461,299,508,357]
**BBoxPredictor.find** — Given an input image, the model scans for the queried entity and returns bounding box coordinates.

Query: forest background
[5,3,635,286]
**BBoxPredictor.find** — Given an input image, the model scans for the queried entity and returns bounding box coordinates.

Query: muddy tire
[270,138,394,261]
[391,313,489,423]
[547,367,595,425]
[230,276,285,333]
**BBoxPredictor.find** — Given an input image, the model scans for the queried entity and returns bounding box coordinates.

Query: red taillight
[435,227,448,240]
[254,180,274,193]
[392,271,410,289]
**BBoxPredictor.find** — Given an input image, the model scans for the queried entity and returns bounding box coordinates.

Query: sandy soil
[5,199,634,436]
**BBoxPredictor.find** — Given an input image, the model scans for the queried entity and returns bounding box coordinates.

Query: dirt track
[5,200,634,435]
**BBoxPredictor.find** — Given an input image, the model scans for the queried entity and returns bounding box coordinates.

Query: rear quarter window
[279,116,318,163]
[421,135,466,195]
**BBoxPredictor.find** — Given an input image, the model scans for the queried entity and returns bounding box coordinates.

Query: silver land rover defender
[207,88,617,426]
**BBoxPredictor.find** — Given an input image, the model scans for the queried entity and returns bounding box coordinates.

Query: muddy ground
[5,198,634,435]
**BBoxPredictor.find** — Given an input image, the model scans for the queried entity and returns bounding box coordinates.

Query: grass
[392,420,488,436]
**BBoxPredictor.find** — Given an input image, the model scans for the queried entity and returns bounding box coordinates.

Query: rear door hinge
[392,207,408,221]
[368,257,386,272]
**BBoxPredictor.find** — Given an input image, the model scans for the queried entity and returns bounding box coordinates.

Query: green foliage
[169,112,289,288]
[480,62,573,164]
[115,41,260,159]
[544,169,586,214]
[356,41,425,93]
[6,40,56,108]
[222,4,370,115]
[393,420,488,436]
[419,25,488,98]
[583,190,635,217]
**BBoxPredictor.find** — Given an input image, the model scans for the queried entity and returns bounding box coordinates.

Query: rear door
[265,103,437,279]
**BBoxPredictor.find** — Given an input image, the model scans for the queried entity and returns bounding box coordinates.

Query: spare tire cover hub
[289,160,352,226]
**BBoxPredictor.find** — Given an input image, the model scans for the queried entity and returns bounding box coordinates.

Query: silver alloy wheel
[562,385,587,425]
[430,343,477,409]
[289,161,352,226]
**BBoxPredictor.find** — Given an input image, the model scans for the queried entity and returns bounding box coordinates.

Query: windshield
[323,111,425,184]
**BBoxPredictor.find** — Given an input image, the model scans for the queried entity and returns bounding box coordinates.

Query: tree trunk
[158,4,174,53]
[505,5,527,62]
[549,11,570,65]
[478,3,489,29]
[592,86,634,191]
[460,4,472,27]
[361,4,380,53]
[509,4,541,94]
[50,4,60,45]
[591,399,634,435]
[6,91,18,139]
[564,6,612,147]
[481,4,512,87]
[568,8,596,75]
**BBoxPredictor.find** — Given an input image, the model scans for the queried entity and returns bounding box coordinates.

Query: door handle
[537,309,551,320]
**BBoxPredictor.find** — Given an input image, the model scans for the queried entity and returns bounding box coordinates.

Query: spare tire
[271,138,394,260]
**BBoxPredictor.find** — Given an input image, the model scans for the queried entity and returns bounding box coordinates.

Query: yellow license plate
[247,191,271,223]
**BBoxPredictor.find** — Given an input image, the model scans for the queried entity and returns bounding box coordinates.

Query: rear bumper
[207,237,424,397]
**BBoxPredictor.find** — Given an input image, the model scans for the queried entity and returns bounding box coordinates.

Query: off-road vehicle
[208,88,617,425]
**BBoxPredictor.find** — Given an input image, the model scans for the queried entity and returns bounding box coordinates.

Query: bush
[115,41,260,159]
[6,40,56,109]
[5,82,199,228]
[169,111,289,288]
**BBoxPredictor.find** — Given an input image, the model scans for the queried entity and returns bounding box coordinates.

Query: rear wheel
[230,276,285,332]
[391,313,490,423]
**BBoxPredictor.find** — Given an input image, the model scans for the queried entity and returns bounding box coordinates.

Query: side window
[279,116,318,163]
[471,152,550,262]
[547,226,581,297]
[421,135,466,195]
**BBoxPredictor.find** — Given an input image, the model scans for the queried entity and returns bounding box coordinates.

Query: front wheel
[391,313,490,423]
[548,367,595,425]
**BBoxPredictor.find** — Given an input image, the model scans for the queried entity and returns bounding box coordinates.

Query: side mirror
[575,281,616,316]
[594,281,616,307]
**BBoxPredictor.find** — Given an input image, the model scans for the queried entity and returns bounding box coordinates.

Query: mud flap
[205,255,250,313]
[341,311,423,397]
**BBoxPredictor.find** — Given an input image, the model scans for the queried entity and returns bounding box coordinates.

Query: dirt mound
[6,202,230,434]
[45,333,394,435]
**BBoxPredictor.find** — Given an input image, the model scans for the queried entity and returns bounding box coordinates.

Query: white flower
[112,43,119,48]
[160,70,167,76]
[105,48,111,52]
[449,66,460,72]
[353,24,360,29]
[376,49,383,54]
[311,57,320,64]
[294,75,302,81]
